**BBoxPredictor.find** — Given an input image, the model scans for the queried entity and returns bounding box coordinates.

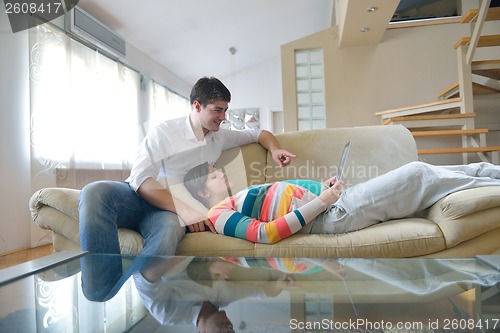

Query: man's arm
[257,130,296,167]
[138,178,215,233]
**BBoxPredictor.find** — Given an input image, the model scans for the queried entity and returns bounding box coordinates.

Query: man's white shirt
[127,116,261,192]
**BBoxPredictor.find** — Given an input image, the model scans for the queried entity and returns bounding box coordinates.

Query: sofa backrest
[216,125,418,193]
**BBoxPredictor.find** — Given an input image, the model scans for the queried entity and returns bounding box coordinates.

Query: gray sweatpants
[312,161,500,234]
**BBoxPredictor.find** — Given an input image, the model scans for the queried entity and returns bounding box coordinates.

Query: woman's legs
[314,161,500,234]
[439,162,500,179]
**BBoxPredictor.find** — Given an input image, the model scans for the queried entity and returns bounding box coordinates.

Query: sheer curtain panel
[30,24,141,189]
[147,81,190,132]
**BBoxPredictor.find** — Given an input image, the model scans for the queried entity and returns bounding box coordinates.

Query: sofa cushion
[425,186,500,247]
[215,143,268,192]
[176,218,446,258]
[176,233,256,257]
[254,218,446,258]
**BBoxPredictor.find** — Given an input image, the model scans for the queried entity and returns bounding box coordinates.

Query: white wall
[220,56,284,131]
[0,13,31,254]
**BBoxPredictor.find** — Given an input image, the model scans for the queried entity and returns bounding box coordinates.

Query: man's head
[190,77,231,133]
[203,310,235,333]
[190,77,231,107]
[197,300,235,333]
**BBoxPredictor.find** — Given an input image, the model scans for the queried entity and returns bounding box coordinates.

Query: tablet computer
[337,141,351,182]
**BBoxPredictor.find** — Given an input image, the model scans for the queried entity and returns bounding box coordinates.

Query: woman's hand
[319,180,343,207]
[323,175,337,188]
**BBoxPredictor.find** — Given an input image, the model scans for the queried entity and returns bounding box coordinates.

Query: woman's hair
[190,76,231,106]
[183,162,210,207]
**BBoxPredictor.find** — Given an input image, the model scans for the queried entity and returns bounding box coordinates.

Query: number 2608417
[5,2,64,15]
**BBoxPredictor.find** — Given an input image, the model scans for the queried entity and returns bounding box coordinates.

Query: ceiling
[77,0,335,86]
[76,1,440,86]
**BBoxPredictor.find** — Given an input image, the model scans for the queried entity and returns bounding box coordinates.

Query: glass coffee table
[0,251,498,333]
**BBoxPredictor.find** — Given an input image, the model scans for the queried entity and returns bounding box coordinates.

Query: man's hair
[190,77,231,106]
[183,162,210,207]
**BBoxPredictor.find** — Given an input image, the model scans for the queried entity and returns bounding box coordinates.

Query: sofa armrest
[30,187,145,254]
[30,188,80,227]
[29,188,81,246]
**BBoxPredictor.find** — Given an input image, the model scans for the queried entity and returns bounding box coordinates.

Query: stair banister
[466,0,491,64]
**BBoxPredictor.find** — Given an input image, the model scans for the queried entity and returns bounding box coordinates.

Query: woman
[183,161,500,244]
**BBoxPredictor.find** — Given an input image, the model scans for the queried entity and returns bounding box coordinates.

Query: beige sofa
[30,125,500,258]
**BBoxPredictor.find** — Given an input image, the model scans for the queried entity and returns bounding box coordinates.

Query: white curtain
[148,81,190,131]
[29,24,141,188]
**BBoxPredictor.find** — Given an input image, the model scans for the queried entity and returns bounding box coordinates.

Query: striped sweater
[208,180,327,244]
[223,257,325,274]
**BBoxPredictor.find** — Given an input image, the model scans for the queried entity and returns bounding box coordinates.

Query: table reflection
[1,254,498,333]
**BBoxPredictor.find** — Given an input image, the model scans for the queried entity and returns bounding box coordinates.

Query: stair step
[411,128,489,137]
[382,112,476,126]
[453,34,500,49]
[375,98,461,119]
[473,60,500,80]
[461,7,500,23]
[438,81,500,99]
[418,146,500,155]
[473,59,500,69]
[473,68,500,80]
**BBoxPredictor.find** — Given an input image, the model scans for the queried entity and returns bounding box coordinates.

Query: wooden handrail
[382,112,475,125]
[411,129,488,137]
[419,146,500,154]
[461,7,500,23]
[453,35,500,49]
[375,98,461,116]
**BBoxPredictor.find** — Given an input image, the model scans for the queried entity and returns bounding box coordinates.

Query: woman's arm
[208,181,343,243]
[208,189,328,244]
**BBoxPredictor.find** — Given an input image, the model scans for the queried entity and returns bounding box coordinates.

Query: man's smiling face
[198,100,228,133]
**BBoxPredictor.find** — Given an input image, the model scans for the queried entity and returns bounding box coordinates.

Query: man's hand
[258,130,296,167]
[137,178,216,233]
[176,203,216,233]
[187,220,216,233]
[264,275,300,297]
[271,149,297,167]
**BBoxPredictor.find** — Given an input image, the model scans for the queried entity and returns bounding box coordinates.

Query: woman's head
[184,162,232,207]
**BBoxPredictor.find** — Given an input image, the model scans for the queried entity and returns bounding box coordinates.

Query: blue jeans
[316,162,500,234]
[78,180,185,301]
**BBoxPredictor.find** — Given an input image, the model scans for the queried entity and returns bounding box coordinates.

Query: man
[79,76,295,258]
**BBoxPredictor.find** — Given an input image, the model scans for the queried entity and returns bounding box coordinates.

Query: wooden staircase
[375,2,500,164]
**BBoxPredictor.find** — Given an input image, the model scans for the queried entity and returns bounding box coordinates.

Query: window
[30,24,140,169]
[295,49,326,131]
[148,81,190,132]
